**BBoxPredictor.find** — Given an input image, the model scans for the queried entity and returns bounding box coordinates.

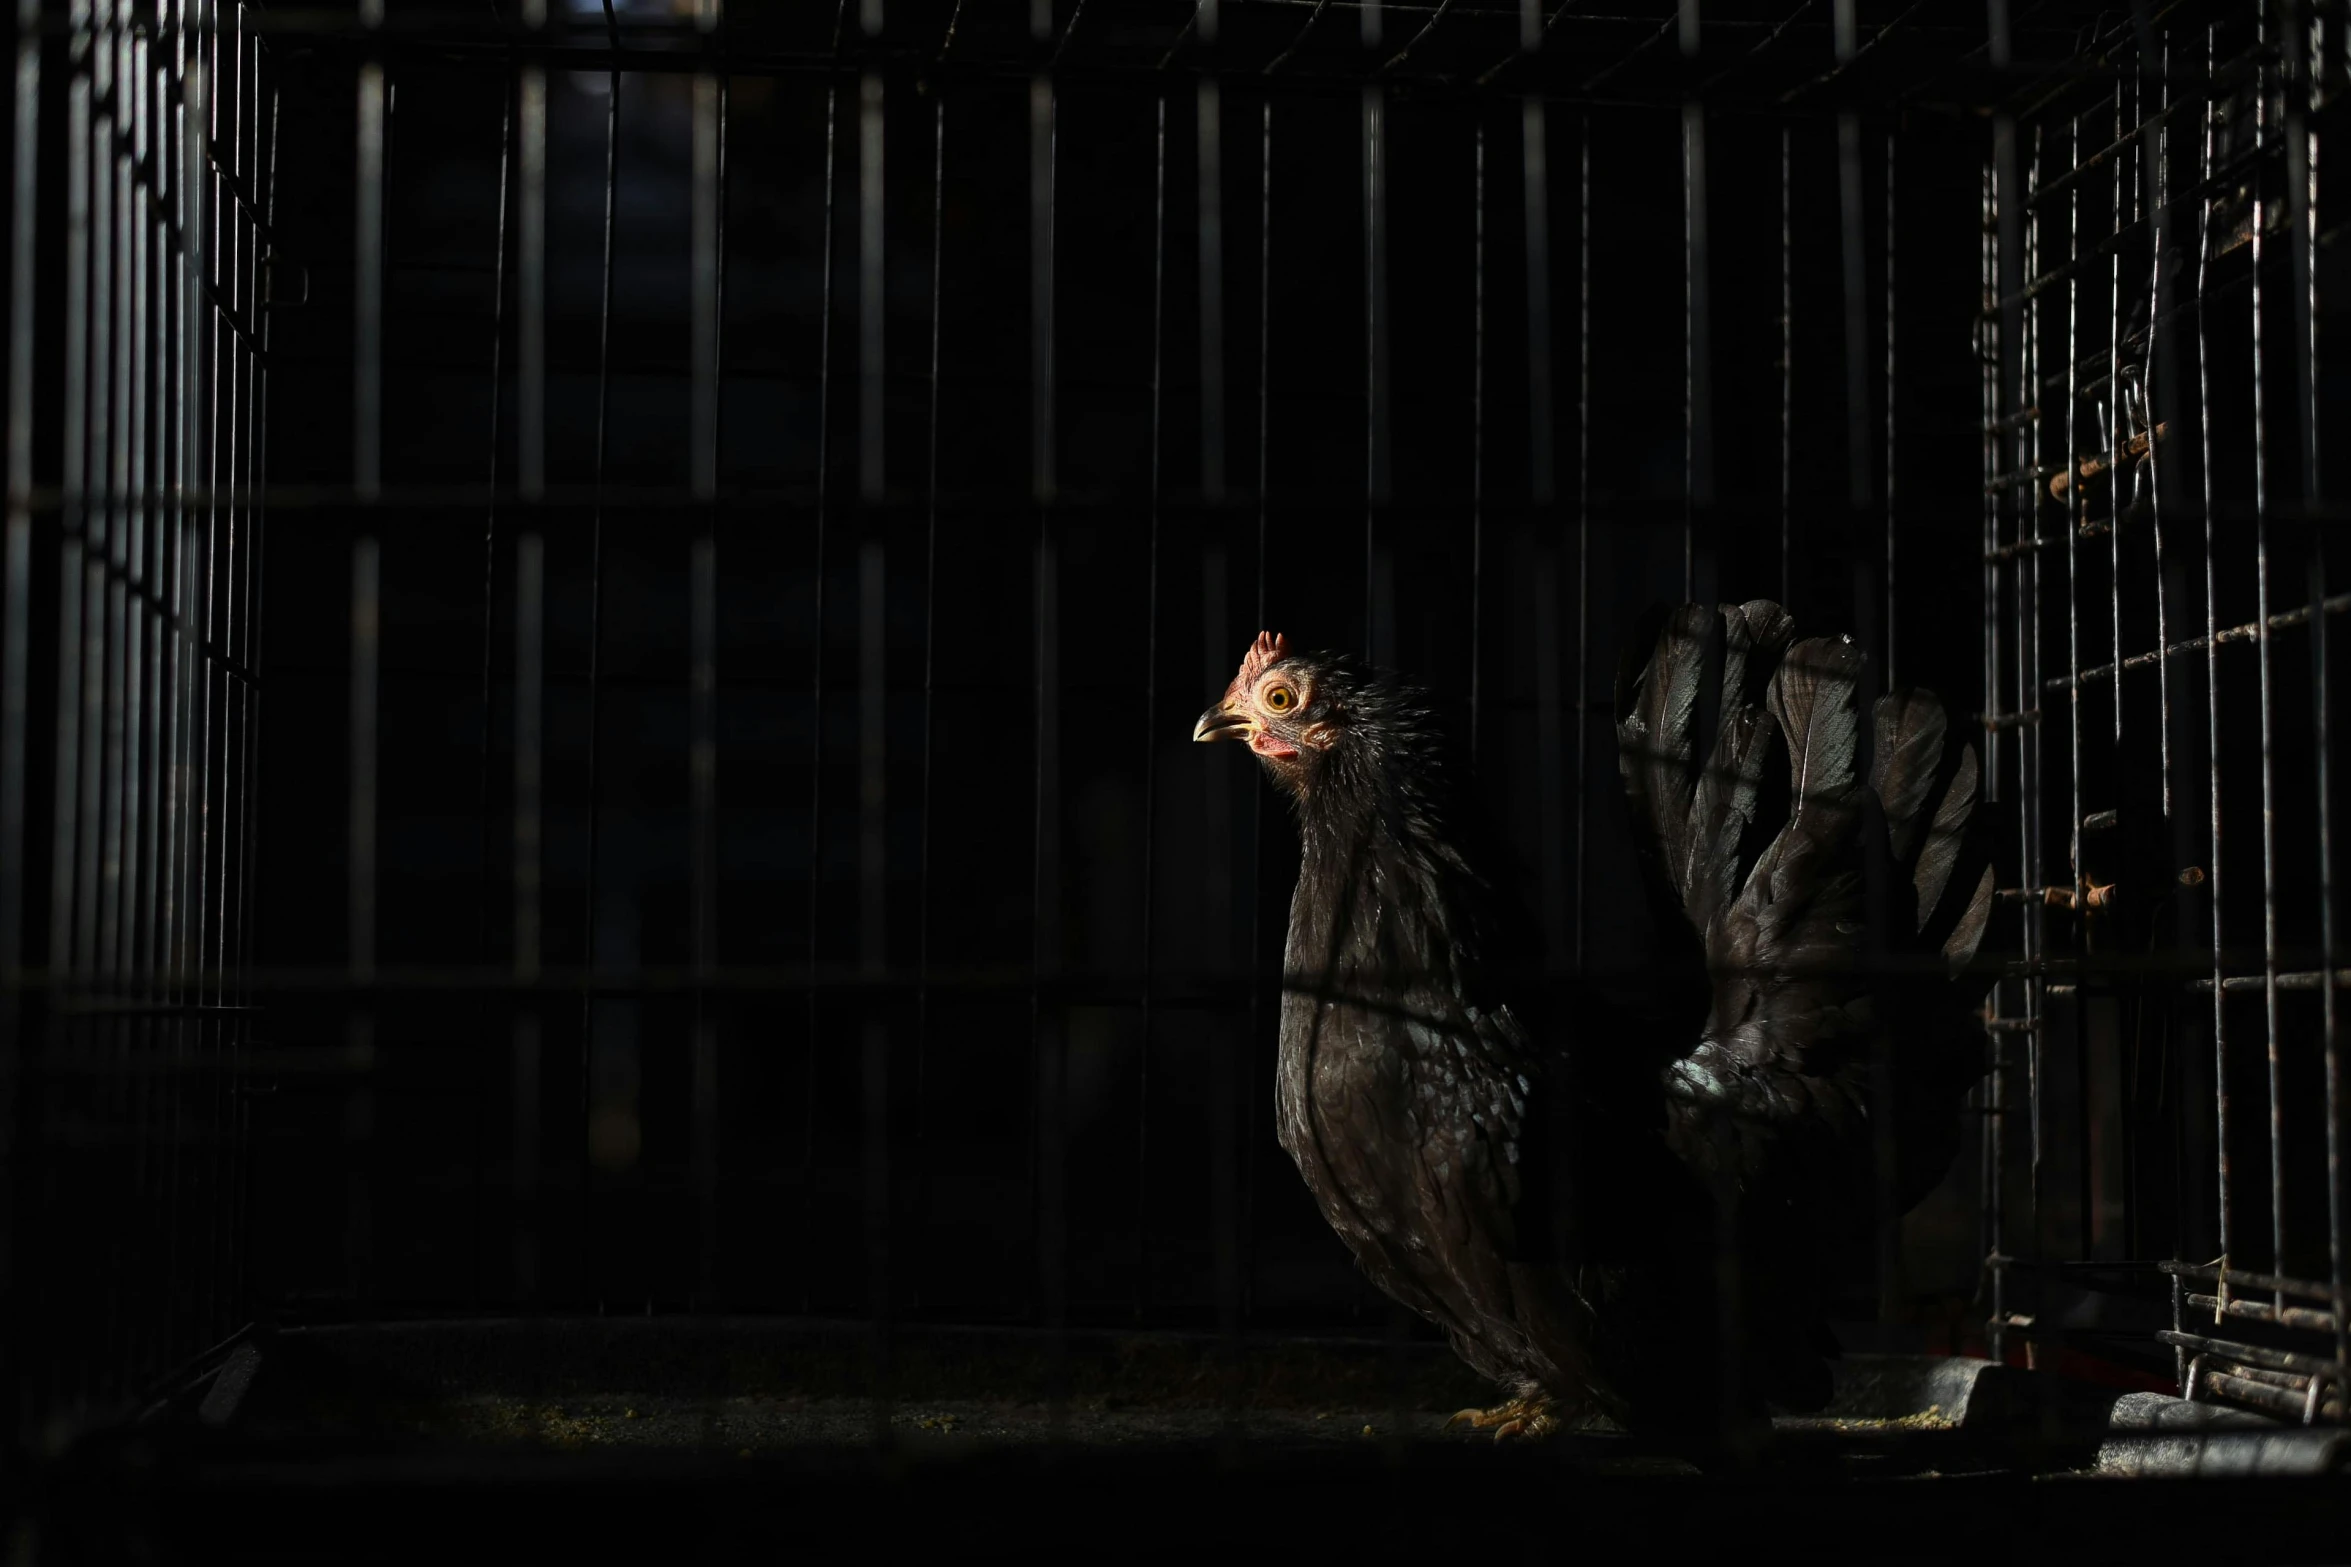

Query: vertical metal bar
[915,87,942,1248]
[854,6,890,1433]
[1257,89,1271,585]
[2064,109,2088,1277]
[1979,147,2002,1348]
[1137,86,1166,1318]
[1835,0,1869,565]
[1781,123,1793,609]
[85,1,115,1405]
[162,5,188,1341]
[238,31,269,1336]
[2152,16,2194,1282]
[689,523,718,1303]
[518,58,545,503]
[2252,15,2288,1309]
[1200,54,1245,1336]
[581,12,621,1308]
[1523,70,1553,508]
[1681,1,1706,603]
[1029,21,1065,1419]
[1361,60,1389,664]
[44,9,88,1422]
[1199,73,1223,506]
[477,71,513,965]
[1575,112,1589,974]
[1241,87,1272,1338]
[3,0,40,992]
[2142,10,2174,821]
[125,25,146,1010]
[346,538,378,1303]
[514,532,544,1305]
[694,74,725,508]
[467,54,518,1309]
[1031,61,1055,501]
[2109,79,2127,763]
[1884,129,1896,685]
[92,12,118,997]
[1523,48,1563,976]
[354,63,383,501]
[689,53,724,1311]
[225,13,252,1343]
[857,69,884,504]
[2019,110,2046,1362]
[88,41,114,1399]
[126,10,150,1374]
[804,67,840,1315]
[152,122,178,1338]
[2196,19,2232,1314]
[1982,154,2000,809]
[1359,0,1408,1448]
[135,0,155,1010]
[1471,116,1484,753]
[2116,39,2139,1256]
[1199,542,1232,1357]
[2283,0,2347,1393]
[0,0,34,1395]
[159,4,183,1013]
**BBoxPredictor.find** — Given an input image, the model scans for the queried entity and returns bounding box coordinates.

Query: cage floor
[20,1320,2351,1564]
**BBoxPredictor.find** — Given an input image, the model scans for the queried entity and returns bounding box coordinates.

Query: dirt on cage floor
[13,1319,2351,1563]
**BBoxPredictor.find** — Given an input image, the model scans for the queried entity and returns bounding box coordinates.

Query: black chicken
[1193,603,1996,1453]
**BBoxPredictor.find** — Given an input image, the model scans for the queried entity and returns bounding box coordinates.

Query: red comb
[1238,630,1289,687]
[1221,630,1290,706]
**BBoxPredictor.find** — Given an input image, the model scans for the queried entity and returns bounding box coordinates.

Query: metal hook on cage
[2119,363,2151,445]
[2301,1368,2334,1427]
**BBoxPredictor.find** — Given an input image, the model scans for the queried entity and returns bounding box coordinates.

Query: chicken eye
[1263,684,1295,713]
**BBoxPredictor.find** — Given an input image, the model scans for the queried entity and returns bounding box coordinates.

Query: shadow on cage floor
[114,1316,2032,1469]
[16,1319,2351,1563]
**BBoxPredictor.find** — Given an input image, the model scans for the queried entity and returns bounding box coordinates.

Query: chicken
[1192,604,1997,1456]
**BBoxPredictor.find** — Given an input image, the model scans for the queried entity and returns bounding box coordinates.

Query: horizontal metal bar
[2187,1292,2343,1337]
[4,954,2122,1007]
[1986,531,2064,562]
[2196,1367,2344,1423]
[2049,594,2351,691]
[2051,427,2166,506]
[2161,1328,2344,1382]
[13,483,1913,529]
[1978,707,2043,731]
[2190,969,2351,995]
[2,9,2127,120]
[1994,883,2114,909]
[2162,1261,2345,1307]
[1982,461,2070,494]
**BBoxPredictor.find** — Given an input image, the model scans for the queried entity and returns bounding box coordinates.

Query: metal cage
[1982,2,2351,1427]
[1,0,2347,1488]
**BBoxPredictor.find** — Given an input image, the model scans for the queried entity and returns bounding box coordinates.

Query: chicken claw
[1445,1396,1561,1443]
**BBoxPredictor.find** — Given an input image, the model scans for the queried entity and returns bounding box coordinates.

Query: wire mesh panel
[1,0,272,1434]
[1980,0,2351,1424]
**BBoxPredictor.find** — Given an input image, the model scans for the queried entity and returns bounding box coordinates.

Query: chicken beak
[1193,704,1252,744]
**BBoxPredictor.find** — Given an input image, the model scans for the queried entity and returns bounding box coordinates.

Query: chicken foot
[1444,1395,1562,1442]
